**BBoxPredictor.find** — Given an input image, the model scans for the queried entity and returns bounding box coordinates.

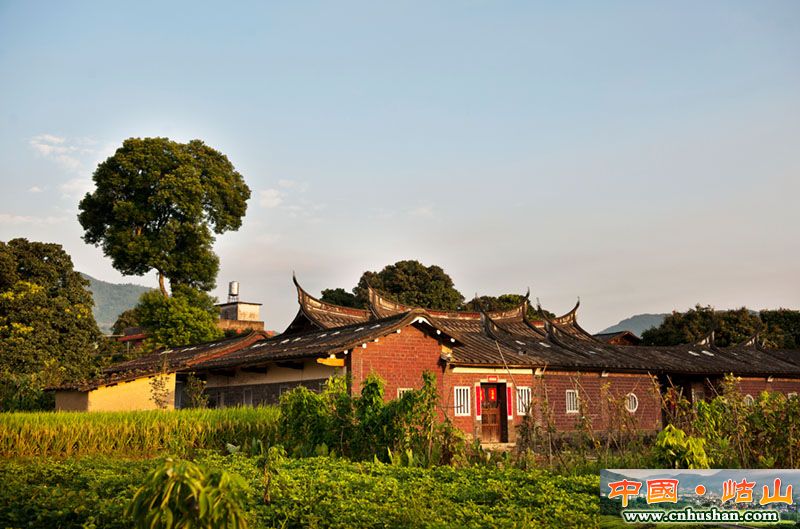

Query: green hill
[80,273,152,334]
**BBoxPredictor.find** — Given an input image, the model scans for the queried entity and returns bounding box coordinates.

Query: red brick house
[57,276,800,444]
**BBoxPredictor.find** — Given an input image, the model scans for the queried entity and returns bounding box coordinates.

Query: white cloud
[29,133,102,176]
[0,213,69,225]
[259,188,284,208]
[60,178,93,199]
[28,186,45,193]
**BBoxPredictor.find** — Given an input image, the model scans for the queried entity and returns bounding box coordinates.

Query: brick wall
[736,377,800,399]
[531,372,662,432]
[347,323,446,400]
[440,368,662,441]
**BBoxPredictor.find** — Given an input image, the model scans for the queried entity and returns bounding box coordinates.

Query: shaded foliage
[760,309,800,349]
[0,239,103,410]
[642,305,800,348]
[463,294,554,320]
[319,287,363,308]
[112,307,141,335]
[78,137,250,295]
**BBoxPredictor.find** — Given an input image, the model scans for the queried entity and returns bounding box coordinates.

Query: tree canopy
[319,288,363,308]
[136,286,223,349]
[462,294,554,320]
[641,305,800,348]
[0,239,102,410]
[78,137,251,296]
[320,260,545,318]
[354,260,464,310]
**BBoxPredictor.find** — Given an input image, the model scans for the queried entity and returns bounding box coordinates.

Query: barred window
[397,388,413,398]
[744,394,755,406]
[516,387,532,415]
[243,389,253,406]
[454,386,471,416]
[565,389,579,414]
[625,392,639,413]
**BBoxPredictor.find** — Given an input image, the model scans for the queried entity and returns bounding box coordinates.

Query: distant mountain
[80,273,152,334]
[600,313,668,337]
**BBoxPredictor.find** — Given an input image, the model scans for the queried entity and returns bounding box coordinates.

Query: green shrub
[127,458,249,529]
[279,372,462,464]
[652,424,709,469]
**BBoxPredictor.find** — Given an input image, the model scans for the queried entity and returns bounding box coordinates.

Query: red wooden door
[481,384,501,442]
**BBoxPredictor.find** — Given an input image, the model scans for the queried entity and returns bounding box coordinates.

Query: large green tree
[353,260,464,310]
[78,137,251,297]
[0,239,102,410]
[320,261,546,316]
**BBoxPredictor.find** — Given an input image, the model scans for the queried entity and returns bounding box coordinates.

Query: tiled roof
[283,275,372,334]
[57,331,270,391]
[194,311,456,370]
[61,278,800,391]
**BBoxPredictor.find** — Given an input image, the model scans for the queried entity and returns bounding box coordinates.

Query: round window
[625,393,639,413]
[744,394,755,406]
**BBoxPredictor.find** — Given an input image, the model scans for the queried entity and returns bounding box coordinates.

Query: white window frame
[788,392,798,399]
[565,389,579,414]
[397,387,413,398]
[454,386,471,416]
[516,386,532,416]
[625,392,639,413]
[243,388,253,406]
[744,394,755,406]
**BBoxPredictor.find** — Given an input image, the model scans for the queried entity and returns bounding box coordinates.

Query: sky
[1,1,799,333]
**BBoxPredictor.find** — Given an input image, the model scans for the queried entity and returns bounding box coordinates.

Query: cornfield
[0,407,280,457]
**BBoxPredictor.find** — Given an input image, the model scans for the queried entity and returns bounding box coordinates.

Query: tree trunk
[158,271,168,298]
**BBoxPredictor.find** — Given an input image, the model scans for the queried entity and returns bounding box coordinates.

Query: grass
[0,406,280,457]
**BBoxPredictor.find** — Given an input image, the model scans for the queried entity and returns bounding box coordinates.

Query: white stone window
[625,393,639,413]
[454,386,471,416]
[243,388,253,406]
[565,389,579,414]
[516,387,532,415]
[789,392,798,399]
[397,387,413,398]
[744,394,755,406]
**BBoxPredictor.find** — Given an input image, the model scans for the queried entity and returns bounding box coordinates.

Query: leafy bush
[279,372,464,464]
[127,458,249,529]
[652,424,709,469]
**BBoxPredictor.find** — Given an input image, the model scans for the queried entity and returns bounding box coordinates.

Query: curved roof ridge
[536,298,598,342]
[552,298,580,324]
[737,332,761,348]
[695,330,716,347]
[368,286,529,321]
[292,274,372,329]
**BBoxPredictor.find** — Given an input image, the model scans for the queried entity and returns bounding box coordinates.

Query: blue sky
[1,1,798,332]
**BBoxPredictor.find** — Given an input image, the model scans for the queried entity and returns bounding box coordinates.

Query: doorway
[480,383,508,442]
